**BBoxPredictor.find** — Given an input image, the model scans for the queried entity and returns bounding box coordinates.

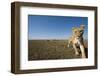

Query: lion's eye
[80,31,83,33]
[74,31,77,33]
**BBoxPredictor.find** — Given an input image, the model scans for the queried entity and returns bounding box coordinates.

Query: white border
[20,6,95,70]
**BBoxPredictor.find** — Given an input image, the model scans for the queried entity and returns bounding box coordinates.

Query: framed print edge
[11,2,21,73]
[11,2,98,74]
[94,7,98,69]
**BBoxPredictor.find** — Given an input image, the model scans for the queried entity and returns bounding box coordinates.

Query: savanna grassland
[28,40,88,60]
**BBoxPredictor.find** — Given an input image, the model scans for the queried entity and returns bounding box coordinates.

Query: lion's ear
[80,25,85,30]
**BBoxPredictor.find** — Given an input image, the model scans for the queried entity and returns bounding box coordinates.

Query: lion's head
[72,25,85,38]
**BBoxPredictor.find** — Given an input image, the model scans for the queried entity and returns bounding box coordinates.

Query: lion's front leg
[73,44,79,56]
[68,40,71,47]
[80,45,86,58]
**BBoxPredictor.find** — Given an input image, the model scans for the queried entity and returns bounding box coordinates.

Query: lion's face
[72,25,85,38]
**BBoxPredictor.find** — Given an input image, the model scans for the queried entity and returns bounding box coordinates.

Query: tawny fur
[68,25,86,58]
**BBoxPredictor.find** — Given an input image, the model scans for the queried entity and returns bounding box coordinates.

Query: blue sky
[28,15,88,40]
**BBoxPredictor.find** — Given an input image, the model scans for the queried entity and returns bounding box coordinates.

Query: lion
[68,25,86,58]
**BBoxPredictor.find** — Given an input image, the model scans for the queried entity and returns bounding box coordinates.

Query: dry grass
[28,40,88,60]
